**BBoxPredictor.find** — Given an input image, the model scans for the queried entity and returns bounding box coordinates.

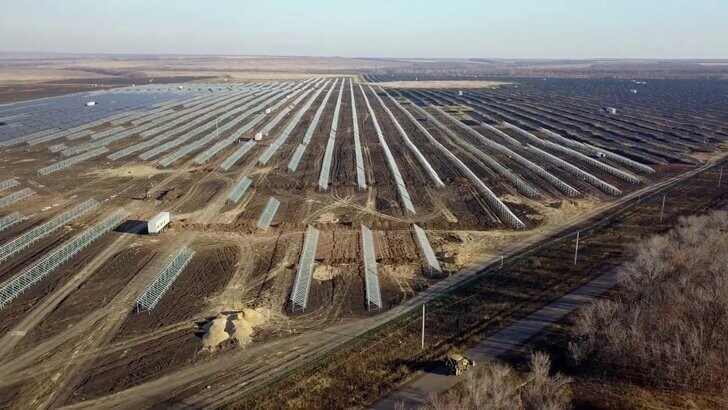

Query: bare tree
[422,353,571,410]
[572,211,728,390]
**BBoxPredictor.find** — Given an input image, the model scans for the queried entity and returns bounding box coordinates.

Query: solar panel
[361,225,382,311]
[38,147,109,176]
[227,176,253,204]
[219,140,257,171]
[256,197,281,231]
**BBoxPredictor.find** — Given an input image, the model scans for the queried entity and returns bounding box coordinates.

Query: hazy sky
[2,0,727,58]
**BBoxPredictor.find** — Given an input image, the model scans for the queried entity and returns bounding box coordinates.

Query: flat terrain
[0,62,725,408]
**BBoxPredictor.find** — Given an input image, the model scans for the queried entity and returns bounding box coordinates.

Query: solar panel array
[135,247,195,312]
[227,176,253,204]
[136,90,248,140]
[60,128,136,156]
[257,81,328,166]
[526,144,622,195]
[288,79,338,172]
[48,143,68,153]
[479,122,522,146]
[412,224,442,275]
[0,188,35,209]
[192,87,299,165]
[0,198,99,264]
[0,212,27,233]
[137,90,260,160]
[38,147,109,176]
[0,179,19,193]
[219,140,257,171]
[374,87,444,188]
[583,141,656,174]
[503,122,641,184]
[361,225,382,311]
[318,80,345,190]
[0,128,60,147]
[0,85,196,147]
[256,197,281,231]
[303,79,338,145]
[350,79,367,190]
[359,85,416,214]
[290,225,320,312]
[158,131,220,167]
[390,97,526,229]
[427,104,581,198]
[0,208,128,309]
[427,106,540,198]
[282,81,333,171]
[88,126,126,141]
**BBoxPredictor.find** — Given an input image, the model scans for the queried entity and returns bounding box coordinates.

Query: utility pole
[719,166,723,187]
[500,255,504,269]
[574,231,580,265]
[660,194,666,222]
[421,304,425,350]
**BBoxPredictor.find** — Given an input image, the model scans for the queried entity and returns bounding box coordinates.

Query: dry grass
[418,353,572,410]
[0,68,110,84]
[370,80,509,89]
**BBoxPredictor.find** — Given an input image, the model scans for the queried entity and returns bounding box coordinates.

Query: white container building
[606,107,618,115]
[254,132,263,141]
[85,101,96,107]
[147,211,170,234]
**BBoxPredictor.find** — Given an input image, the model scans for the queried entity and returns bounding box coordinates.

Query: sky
[1,0,727,59]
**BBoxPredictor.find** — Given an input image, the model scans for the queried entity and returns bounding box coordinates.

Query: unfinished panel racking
[135,247,195,312]
[359,85,416,214]
[0,198,99,264]
[0,209,128,309]
[0,188,36,209]
[361,225,382,311]
[290,225,320,312]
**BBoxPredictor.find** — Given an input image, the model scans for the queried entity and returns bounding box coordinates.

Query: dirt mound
[313,265,341,281]
[201,308,270,350]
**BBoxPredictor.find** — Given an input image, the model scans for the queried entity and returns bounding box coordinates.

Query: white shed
[254,132,263,141]
[148,212,170,234]
[606,107,618,115]
[85,101,96,107]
